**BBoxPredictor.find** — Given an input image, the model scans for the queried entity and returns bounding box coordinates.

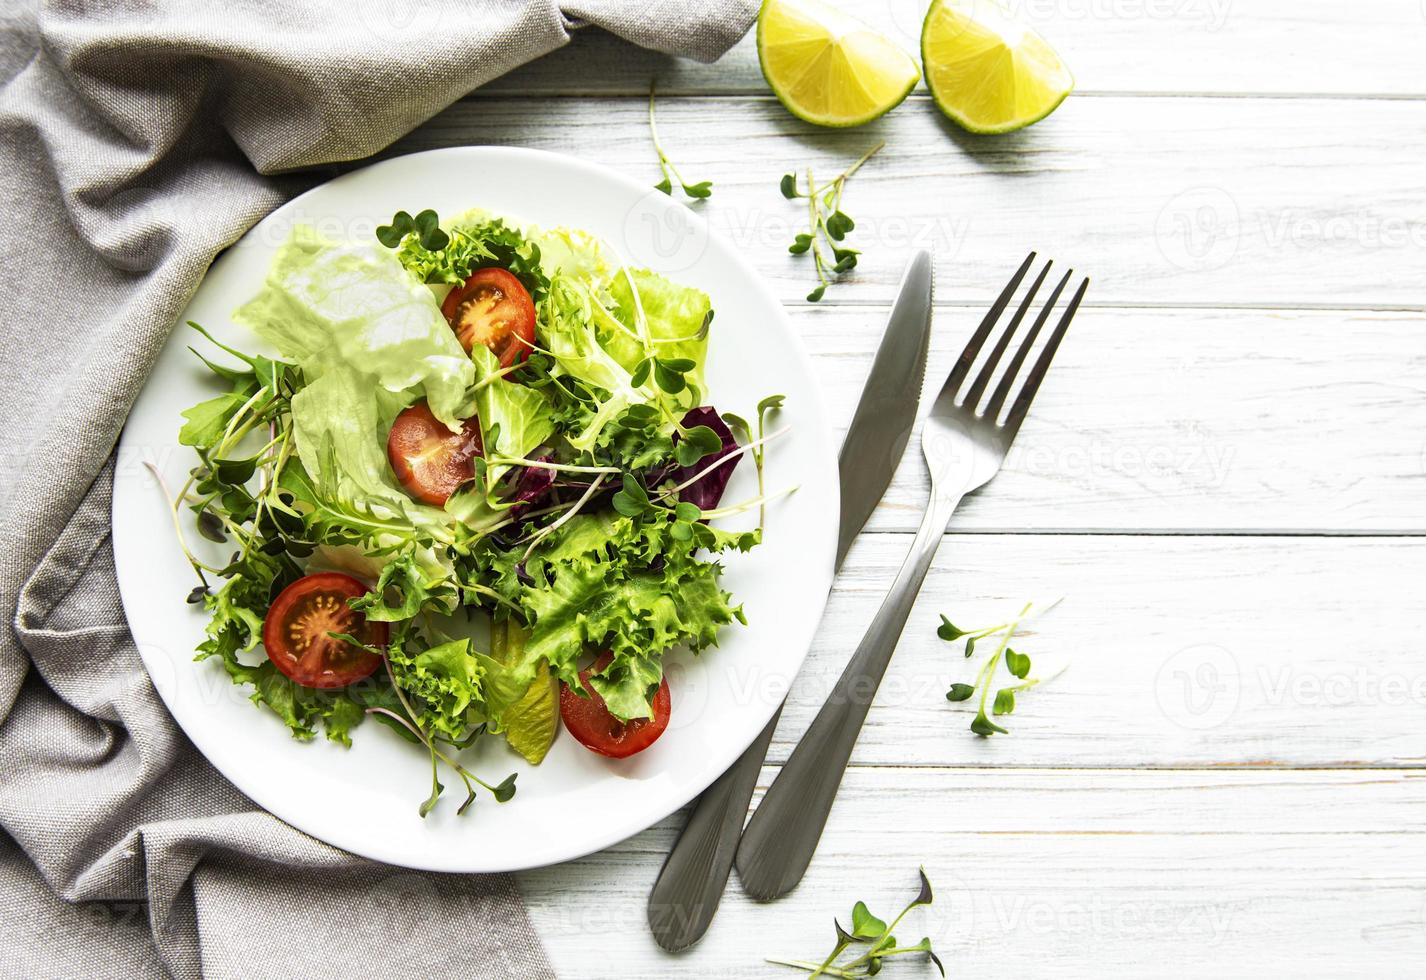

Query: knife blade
[647,250,934,951]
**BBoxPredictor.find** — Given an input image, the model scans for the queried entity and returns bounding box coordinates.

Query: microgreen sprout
[768,869,944,979]
[630,353,700,396]
[724,394,785,529]
[781,142,884,301]
[940,600,1065,736]
[649,80,712,200]
[652,421,789,505]
[376,208,448,251]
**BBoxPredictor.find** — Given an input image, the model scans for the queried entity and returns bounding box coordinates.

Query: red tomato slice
[559,652,671,759]
[261,572,386,689]
[386,400,483,506]
[441,267,537,369]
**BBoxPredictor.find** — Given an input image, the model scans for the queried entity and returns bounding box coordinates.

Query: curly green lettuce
[477,510,759,721]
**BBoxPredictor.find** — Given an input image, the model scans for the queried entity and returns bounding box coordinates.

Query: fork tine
[962,260,1052,412]
[940,251,1035,401]
[1004,276,1089,433]
[984,267,1072,420]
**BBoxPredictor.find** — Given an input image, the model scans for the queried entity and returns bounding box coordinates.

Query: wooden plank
[759,534,1426,768]
[490,0,1426,97]
[793,306,1426,534]
[520,767,1426,979]
[391,95,1426,308]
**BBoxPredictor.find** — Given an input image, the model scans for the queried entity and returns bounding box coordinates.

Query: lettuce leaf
[527,227,711,454]
[480,510,758,721]
[290,370,391,499]
[390,637,483,741]
[234,226,473,427]
[607,269,712,390]
[468,342,555,471]
[178,392,250,449]
[486,621,558,764]
[385,630,538,746]
[536,287,640,452]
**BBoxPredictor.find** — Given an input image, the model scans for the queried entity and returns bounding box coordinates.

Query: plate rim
[113,145,839,871]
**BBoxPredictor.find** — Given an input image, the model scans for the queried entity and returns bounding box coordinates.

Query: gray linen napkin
[0,2,756,977]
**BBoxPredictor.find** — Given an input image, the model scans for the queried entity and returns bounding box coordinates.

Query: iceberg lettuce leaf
[538,277,647,452]
[233,226,474,428]
[607,268,712,389]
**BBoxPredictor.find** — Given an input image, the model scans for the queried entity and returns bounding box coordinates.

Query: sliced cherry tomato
[559,652,671,759]
[387,400,483,506]
[261,572,385,689]
[440,267,536,369]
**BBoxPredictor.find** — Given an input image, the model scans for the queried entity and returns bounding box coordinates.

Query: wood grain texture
[392,95,1426,309]
[760,534,1426,768]
[796,306,1426,533]
[490,0,1426,97]
[521,767,1426,979]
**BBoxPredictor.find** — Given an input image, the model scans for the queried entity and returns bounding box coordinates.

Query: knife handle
[647,704,781,950]
[734,491,961,900]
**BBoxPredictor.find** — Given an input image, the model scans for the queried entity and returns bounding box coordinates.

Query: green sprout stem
[649,80,712,200]
[811,942,852,979]
[652,423,791,503]
[365,707,502,815]
[469,362,527,391]
[618,260,656,352]
[975,601,1032,722]
[237,425,294,565]
[1003,664,1069,696]
[697,485,797,521]
[805,166,829,294]
[752,399,781,529]
[837,900,923,974]
[486,456,621,475]
[812,140,883,196]
[457,580,525,616]
[146,462,221,581]
[770,870,941,979]
[520,473,607,563]
[941,601,1067,736]
[766,959,859,980]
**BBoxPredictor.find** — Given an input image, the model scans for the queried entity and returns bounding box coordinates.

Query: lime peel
[921,0,1074,135]
[758,0,920,129]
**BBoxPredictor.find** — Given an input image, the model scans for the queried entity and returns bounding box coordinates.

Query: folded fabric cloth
[0,2,756,977]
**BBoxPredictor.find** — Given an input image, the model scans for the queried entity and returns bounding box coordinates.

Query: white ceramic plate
[112,147,838,872]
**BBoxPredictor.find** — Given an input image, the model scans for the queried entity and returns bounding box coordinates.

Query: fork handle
[734,490,962,901]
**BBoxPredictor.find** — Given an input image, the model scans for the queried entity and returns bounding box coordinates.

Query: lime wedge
[757,0,919,128]
[921,0,1074,134]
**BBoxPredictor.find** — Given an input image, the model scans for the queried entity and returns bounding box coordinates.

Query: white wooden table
[391,3,1426,975]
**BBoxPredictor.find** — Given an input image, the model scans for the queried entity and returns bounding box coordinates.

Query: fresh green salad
[168,207,785,816]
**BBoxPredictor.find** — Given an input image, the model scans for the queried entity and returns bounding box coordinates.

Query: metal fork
[734,253,1089,900]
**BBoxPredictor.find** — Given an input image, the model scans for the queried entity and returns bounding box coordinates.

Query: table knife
[647,250,934,950]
